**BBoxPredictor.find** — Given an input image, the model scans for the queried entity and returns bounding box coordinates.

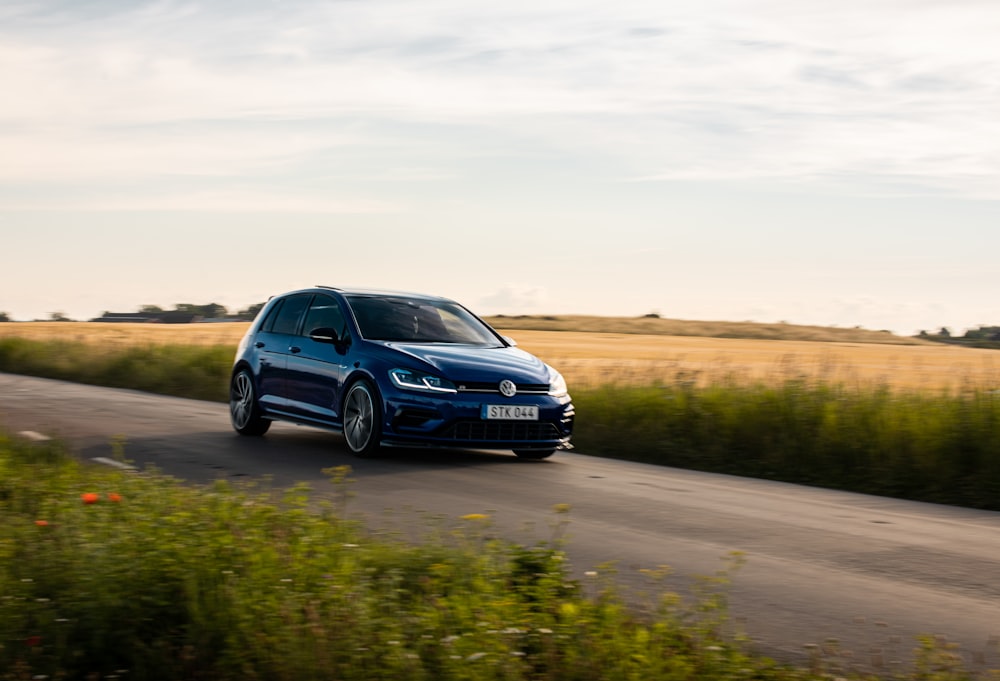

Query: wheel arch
[229,363,271,436]
[231,360,269,399]
[231,359,255,379]
[341,370,385,456]
[341,368,384,416]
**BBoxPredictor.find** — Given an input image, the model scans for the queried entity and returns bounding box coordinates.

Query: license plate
[481,404,539,421]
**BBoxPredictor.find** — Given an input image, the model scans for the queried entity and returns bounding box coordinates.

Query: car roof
[310,285,455,303]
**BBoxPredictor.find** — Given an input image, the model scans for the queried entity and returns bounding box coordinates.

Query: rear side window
[263,294,311,335]
[302,295,348,339]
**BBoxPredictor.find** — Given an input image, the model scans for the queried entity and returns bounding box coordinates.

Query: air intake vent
[442,421,561,441]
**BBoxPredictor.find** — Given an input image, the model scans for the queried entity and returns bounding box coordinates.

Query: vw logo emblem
[499,379,517,397]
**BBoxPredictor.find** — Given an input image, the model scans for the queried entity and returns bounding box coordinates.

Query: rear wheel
[514,449,555,460]
[230,369,271,436]
[343,380,381,457]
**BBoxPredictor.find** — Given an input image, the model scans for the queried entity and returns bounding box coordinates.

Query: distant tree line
[110,302,267,322]
[919,325,1000,349]
[0,311,71,323]
[134,303,232,320]
[0,303,266,323]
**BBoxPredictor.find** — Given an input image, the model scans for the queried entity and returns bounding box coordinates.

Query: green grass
[1,435,988,680]
[1,434,809,681]
[2,337,999,509]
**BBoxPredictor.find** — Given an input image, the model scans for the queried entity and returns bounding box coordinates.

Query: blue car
[229,286,574,458]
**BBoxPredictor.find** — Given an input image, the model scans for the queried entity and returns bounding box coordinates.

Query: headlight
[389,368,457,393]
[547,366,568,397]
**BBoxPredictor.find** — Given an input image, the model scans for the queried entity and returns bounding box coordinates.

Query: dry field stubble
[1,321,997,392]
[0,321,252,348]
[523,332,1000,391]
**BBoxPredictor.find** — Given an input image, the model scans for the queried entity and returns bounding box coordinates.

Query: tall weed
[574,379,1000,509]
[0,338,230,401]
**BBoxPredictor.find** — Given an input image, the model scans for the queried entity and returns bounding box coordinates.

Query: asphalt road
[3,372,1000,674]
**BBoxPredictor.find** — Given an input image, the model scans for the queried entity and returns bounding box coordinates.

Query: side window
[302,295,348,339]
[258,300,283,333]
[269,294,310,335]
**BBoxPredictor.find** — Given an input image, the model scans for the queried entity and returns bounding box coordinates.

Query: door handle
[289,346,301,354]
[255,342,265,348]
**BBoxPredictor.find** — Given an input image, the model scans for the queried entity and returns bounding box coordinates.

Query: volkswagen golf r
[229,286,574,458]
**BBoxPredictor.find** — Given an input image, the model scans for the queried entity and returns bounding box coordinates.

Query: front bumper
[380,391,574,450]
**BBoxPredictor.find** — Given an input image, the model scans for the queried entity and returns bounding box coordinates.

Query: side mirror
[308,327,341,344]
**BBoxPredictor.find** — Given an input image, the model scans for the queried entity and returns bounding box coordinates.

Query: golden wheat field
[3,321,998,391]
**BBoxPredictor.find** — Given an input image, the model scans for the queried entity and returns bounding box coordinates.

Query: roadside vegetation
[1,433,985,681]
[0,337,230,402]
[574,378,1000,510]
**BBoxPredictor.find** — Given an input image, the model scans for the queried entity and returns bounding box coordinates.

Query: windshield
[346,295,503,345]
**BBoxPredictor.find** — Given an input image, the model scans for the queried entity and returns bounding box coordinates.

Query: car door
[252,293,311,412]
[284,294,350,423]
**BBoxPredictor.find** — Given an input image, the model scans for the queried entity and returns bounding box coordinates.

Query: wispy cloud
[2,0,1000,200]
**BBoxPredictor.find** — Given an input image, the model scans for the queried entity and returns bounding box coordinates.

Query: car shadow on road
[75,421,560,487]
[262,422,559,468]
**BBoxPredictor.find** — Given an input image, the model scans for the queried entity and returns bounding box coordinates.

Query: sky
[2,0,999,335]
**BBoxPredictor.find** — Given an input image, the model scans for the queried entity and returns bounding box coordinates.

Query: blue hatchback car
[230,286,574,458]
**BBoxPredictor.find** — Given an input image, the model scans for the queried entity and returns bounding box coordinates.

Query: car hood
[380,342,550,383]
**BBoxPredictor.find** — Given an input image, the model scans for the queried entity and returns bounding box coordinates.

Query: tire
[230,369,271,436]
[514,449,555,460]
[343,380,382,457]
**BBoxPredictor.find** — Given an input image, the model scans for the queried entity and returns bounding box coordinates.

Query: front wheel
[230,369,271,436]
[514,449,555,460]
[343,381,382,457]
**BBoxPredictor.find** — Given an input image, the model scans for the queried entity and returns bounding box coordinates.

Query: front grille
[456,382,549,395]
[442,420,561,442]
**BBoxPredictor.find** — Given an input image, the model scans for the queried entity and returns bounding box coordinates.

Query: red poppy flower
[81,493,100,504]
[35,520,49,527]
[108,493,122,503]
